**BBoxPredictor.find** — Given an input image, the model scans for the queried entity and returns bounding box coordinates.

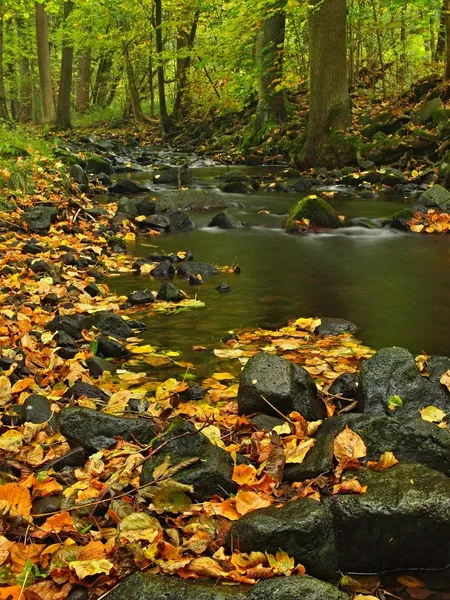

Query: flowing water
[105,165,450,365]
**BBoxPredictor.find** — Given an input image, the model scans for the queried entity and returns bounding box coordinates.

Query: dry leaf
[367,451,399,471]
[0,483,32,518]
[334,426,367,461]
[420,406,446,424]
[69,559,114,579]
[235,491,272,516]
[332,477,367,495]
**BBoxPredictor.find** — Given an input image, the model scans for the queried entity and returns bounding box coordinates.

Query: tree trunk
[93,57,112,107]
[155,0,172,133]
[124,44,144,121]
[56,0,74,128]
[302,0,350,166]
[35,1,55,123]
[173,11,199,118]
[0,15,10,120]
[445,0,450,80]
[435,0,446,61]
[253,0,287,135]
[76,51,90,112]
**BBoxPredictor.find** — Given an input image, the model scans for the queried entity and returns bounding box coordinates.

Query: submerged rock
[177,261,219,278]
[59,407,157,452]
[229,499,338,580]
[327,463,450,572]
[141,420,236,501]
[237,352,324,420]
[153,167,192,185]
[82,312,134,340]
[285,196,342,230]
[109,179,148,194]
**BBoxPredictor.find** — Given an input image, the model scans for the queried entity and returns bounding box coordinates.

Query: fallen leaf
[332,477,367,495]
[69,559,114,579]
[235,491,272,516]
[367,451,399,471]
[0,376,12,406]
[0,483,32,518]
[397,575,425,588]
[420,405,446,424]
[285,438,315,464]
[0,587,22,600]
[232,464,258,486]
[440,370,450,391]
[334,426,366,462]
[25,581,72,600]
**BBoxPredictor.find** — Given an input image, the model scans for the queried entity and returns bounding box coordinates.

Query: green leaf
[16,558,35,587]
[91,340,99,355]
[387,395,403,410]
[153,486,192,514]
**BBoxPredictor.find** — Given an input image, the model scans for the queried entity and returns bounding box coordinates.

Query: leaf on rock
[420,406,446,424]
[285,438,315,464]
[104,390,131,415]
[367,451,399,471]
[387,395,403,410]
[183,557,227,579]
[397,575,425,588]
[153,487,192,514]
[332,477,367,495]
[266,550,295,576]
[232,464,258,486]
[334,426,367,462]
[235,491,272,516]
[69,558,114,579]
[440,370,450,391]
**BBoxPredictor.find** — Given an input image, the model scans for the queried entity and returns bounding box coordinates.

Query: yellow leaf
[0,376,12,406]
[69,558,114,579]
[211,372,235,381]
[285,438,315,464]
[124,232,136,241]
[130,344,156,354]
[367,451,399,471]
[439,370,450,392]
[156,378,186,401]
[118,512,162,542]
[196,424,225,448]
[334,426,367,461]
[420,405,446,423]
[235,491,272,516]
[105,390,132,415]
[0,430,23,452]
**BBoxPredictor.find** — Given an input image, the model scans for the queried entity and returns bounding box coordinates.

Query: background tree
[35,0,55,123]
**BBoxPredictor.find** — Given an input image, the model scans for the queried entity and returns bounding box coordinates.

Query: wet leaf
[387,395,403,410]
[333,426,366,461]
[0,376,12,406]
[367,451,399,471]
[235,491,272,516]
[285,438,315,464]
[0,484,32,518]
[420,405,446,423]
[153,487,192,514]
[69,559,114,579]
[397,574,425,588]
[118,512,162,542]
[332,477,367,495]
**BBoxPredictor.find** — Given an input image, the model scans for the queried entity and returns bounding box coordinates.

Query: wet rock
[59,407,156,452]
[85,155,113,175]
[290,177,313,192]
[152,260,176,279]
[87,269,104,282]
[177,261,219,278]
[63,252,77,265]
[416,183,450,211]
[329,372,358,410]
[327,463,450,572]
[390,207,414,231]
[69,164,89,188]
[145,215,171,230]
[134,197,157,216]
[128,398,149,413]
[32,495,63,521]
[229,499,338,580]
[127,319,147,331]
[85,356,117,378]
[153,167,192,185]
[248,577,348,600]
[179,383,205,402]
[30,259,52,274]
[208,212,241,229]
[412,97,443,126]
[237,352,324,420]
[64,381,109,402]
[82,312,134,340]
[362,170,382,184]
[85,283,101,297]
[22,206,57,232]
[380,168,407,187]
[315,317,357,335]
[66,588,89,600]
[216,282,231,293]
[105,573,248,600]
[285,196,342,230]
[250,413,285,431]
[141,420,236,501]
[97,336,130,359]
[109,179,148,195]
[284,413,450,481]
[222,182,252,194]
[117,197,138,219]
[22,394,53,424]
[358,347,450,416]
[156,281,185,302]
[22,241,44,255]
[127,290,154,306]
[108,238,127,253]
[40,447,87,472]
[169,210,196,232]
[42,293,60,307]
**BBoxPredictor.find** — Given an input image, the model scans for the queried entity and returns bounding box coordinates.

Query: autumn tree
[35,1,55,123]
[56,0,74,129]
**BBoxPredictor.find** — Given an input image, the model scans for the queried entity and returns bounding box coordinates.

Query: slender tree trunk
[35,1,55,123]
[435,0,446,61]
[56,0,74,128]
[155,0,172,133]
[76,51,90,111]
[149,49,155,118]
[445,0,450,80]
[93,57,112,107]
[252,0,287,136]
[124,44,144,121]
[302,0,350,166]
[0,15,10,120]
[173,11,199,118]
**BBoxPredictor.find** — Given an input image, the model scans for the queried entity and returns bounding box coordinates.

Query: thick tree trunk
[56,1,74,128]
[155,0,172,133]
[302,0,350,166]
[0,16,10,120]
[173,11,199,118]
[35,1,55,123]
[445,0,450,80]
[76,51,90,112]
[253,0,287,134]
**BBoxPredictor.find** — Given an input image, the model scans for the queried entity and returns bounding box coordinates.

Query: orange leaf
[232,464,258,486]
[332,477,367,495]
[0,483,32,518]
[76,541,106,562]
[235,491,272,516]
[11,378,35,394]
[9,543,46,574]
[334,426,367,462]
[38,511,75,536]
[0,586,22,600]
[212,499,240,521]
[367,451,399,471]
[0,536,13,565]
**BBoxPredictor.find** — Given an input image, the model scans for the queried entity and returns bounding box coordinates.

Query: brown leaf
[334,426,367,462]
[367,451,399,471]
[76,541,106,562]
[25,581,72,600]
[184,557,227,578]
[9,542,46,574]
[235,491,272,516]
[265,445,286,483]
[332,477,367,495]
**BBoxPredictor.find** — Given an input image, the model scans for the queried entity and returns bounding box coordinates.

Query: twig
[260,394,295,425]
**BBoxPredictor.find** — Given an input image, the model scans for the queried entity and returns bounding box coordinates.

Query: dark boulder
[141,420,236,501]
[248,577,349,600]
[177,261,219,278]
[152,260,176,279]
[208,212,241,229]
[179,382,205,402]
[229,499,337,580]
[327,463,450,572]
[285,196,342,230]
[390,208,414,231]
[30,259,52,274]
[59,407,156,452]
[96,336,130,359]
[156,282,185,302]
[127,290,154,306]
[153,167,192,185]
[216,282,231,293]
[85,356,117,378]
[222,182,252,194]
[22,206,58,233]
[64,381,109,402]
[22,394,53,425]
[416,184,450,211]
[358,347,450,416]
[109,179,148,195]
[412,97,444,125]
[116,197,138,219]
[134,196,157,216]
[315,317,357,336]
[69,164,89,188]
[81,312,134,340]
[237,352,324,420]
[145,215,171,230]
[169,210,195,232]
[250,414,285,431]
[22,241,44,255]
[328,373,358,405]
[46,315,84,339]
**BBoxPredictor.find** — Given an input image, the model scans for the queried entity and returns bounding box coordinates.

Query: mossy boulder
[285,196,342,230]
[391,207,414,230]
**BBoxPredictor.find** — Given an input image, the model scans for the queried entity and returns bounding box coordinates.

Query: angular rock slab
[59,407,156,452]
[326,463,450,572]
[358,347,450,416]
[247,577,349,600]
[237,352,324,420]
[229,499,338,581]
[141,420,237,501]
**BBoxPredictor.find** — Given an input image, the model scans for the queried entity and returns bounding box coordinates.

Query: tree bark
[76,51,91,112]
[35,1,55,123]
[302,0,350,166]
[154,0,172,133]
[253,0,287,134]
[435,0,446,61]
[173,11,199,118]
[93,57,112,107]
[56,0,74,128]
[124,43,144,121]
[445,0,450,80]
[0,15,10,120]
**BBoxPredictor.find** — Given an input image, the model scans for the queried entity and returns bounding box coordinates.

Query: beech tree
[56,0,74,129]
[35,1,55,124]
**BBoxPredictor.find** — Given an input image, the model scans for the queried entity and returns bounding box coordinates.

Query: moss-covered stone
[391,207,414,230]
[285,196,342,230]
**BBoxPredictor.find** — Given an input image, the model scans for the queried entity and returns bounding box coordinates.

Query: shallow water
[106,166,450,364]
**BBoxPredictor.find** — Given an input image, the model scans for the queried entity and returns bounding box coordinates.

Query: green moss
[392,208,414,222]
[285,195,342,229]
